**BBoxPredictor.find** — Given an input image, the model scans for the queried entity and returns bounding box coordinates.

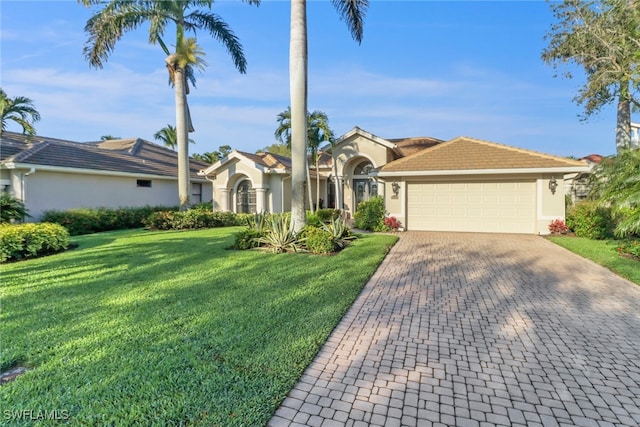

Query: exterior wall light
[548,176,558,195]
[391,181,400,199]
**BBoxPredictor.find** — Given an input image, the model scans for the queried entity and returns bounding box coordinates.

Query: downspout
[21,167,36,204]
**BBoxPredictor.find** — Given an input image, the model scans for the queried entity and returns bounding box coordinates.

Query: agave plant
[256,215,305,253]
[245,212,270,232]
[321,217,357,249]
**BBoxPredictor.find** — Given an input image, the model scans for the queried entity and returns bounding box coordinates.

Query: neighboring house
[199,126,588,234]
[0,131,212,221]
[564,154,603,203]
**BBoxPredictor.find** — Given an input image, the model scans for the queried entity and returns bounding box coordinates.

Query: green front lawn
[0,227,397,426]
[547,236,640,285]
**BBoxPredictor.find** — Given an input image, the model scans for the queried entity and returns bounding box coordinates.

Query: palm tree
[154,124,195,151]
[275,107,334,212]
[0,88,41,136]
[289,0,368,231]
[80,0,258,210]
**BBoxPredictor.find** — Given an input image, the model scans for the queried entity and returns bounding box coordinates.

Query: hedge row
[0,223,70,262]
[142,210,252,230]
[566,201,615,239]
[41,206,178,235]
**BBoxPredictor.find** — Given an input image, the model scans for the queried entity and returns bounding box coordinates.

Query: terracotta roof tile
[381,136,587,172]
[387,136,443,157]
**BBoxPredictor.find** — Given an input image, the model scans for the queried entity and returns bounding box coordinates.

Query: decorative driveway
[269,232,640,427]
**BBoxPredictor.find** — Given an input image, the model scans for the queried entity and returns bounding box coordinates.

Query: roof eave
[376,166,590,177]
[3,162,210,182]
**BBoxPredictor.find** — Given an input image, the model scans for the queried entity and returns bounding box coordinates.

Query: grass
[0,227,397,426]
[547,235,640,285]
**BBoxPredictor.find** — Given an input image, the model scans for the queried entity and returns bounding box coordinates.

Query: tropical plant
[154,124,195,151]
[80,0,258,210]
[321,216,357,249]
[275,107,335,213]
[100,135,120,141]
[0,88,41,136]
[0,194,30,223]
[542,0,640,153]
[288,0,368,232]
[589,149,640,237]
[192,145,232,164]
[258,142,291,157]
[256,215,304,253]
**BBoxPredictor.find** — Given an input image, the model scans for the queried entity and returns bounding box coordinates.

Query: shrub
[306,212,322,228]
[0,222,70,262]
[384,216,402,231]
[42,206,175,235]
[316,209,341,224]
[232,229,266,250]
[304,227,335,254]
[548,219,569,235]
[617,239,640,260]
[566,201,614,239]
[0,194,30,223]
[353,196,386,231]
[143,210,243,230]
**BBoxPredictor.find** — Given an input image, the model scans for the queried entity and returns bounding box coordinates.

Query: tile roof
[0,131,209,179]
[236,150,292,170]
[381,136,588,172]
[387,136,443,157]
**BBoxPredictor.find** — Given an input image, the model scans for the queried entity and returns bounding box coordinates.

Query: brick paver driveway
[269,232,640,427]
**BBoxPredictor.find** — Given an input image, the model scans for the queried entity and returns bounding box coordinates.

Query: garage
[407,180,537,233]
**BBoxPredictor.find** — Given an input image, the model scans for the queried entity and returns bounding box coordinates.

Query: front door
[354,179,378,210]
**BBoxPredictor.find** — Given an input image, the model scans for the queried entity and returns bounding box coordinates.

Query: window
[353,160,374,176]
[192,183,202,203]
[236,179,256,213]
[137,179,152,188]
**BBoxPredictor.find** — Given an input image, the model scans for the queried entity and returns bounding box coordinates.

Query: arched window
[236,179,256,213]
[353,160,374,176]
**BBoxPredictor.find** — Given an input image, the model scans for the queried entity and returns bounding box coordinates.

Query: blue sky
[1,0,630,157]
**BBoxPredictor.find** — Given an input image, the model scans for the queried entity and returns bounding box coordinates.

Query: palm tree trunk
[290,0,307,232]
[175,65,191,210]
[306,157,314,212]
[616,80,631,153]
[316,154,320,210]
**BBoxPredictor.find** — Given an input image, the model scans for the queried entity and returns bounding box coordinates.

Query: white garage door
[407,181,536,233]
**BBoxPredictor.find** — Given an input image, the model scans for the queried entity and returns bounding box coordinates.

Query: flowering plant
[548,219,569,234]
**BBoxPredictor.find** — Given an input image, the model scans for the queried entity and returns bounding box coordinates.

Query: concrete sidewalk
[269,232,640,427]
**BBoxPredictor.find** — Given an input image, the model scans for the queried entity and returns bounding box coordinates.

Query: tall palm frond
[0,88,41,136]
[80,0,259,210]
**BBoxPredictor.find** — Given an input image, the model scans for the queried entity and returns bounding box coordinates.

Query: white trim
[333,126,398,151]
[536,178,560,221]
[377,166,588,177]
[2,162,210,183]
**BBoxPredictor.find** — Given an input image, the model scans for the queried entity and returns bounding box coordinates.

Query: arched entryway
[352,159,378,210]
[235,179,256,213]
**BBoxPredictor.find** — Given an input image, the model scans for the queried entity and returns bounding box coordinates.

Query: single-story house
[0,131,212,221]
[199,126,588,234]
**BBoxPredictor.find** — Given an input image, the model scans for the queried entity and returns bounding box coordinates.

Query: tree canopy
[0,88,41,136]
[542,0,640,152]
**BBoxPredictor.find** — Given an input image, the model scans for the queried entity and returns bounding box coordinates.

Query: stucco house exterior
[0,131,212,221]
[199,126,588,235]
